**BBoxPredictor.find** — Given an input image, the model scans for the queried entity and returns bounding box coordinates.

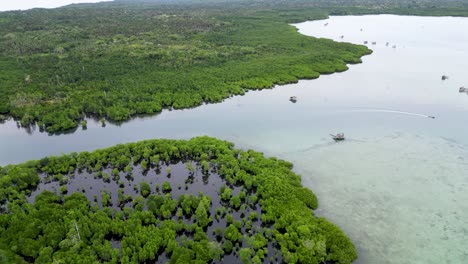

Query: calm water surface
[1,15,468,263]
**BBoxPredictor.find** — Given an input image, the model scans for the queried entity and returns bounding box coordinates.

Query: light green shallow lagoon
[1,15,468,263]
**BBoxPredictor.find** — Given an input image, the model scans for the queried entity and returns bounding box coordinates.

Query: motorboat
[331,133,345,141]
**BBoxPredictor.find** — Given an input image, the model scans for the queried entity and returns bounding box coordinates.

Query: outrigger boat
[330,133,345,141]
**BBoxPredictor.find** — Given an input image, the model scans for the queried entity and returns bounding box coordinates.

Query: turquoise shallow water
[290,133,468,264]
[290,16,468,263]
[1,15,468,263]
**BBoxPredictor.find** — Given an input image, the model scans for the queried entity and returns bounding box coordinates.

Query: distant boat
[364,41,368,44]
[324,23,329,26]
[441,75,449,81]
[289,96,297,103]
[459,87,467,93]
[392,45,396,48]
[330,133,345,141]
[386,42,389,46]
[340,35,344,39]
[371,42,377,45]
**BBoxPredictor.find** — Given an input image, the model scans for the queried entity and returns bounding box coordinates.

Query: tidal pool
[1,15,468,263]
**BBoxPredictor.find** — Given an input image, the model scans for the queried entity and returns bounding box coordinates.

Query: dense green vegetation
[1,0,468,132]
[0,0,374,133]
[0,136,357,263]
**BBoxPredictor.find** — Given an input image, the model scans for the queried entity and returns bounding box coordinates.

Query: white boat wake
[339,108,435,118]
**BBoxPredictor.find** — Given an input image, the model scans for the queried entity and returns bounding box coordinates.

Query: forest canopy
[1,0,468,132]
[0,0,377,133]
[0,136,357,263]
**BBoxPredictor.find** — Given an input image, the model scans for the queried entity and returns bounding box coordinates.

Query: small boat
[441,75,449,80]
[340,35,344,39]
[460,87,467,93]
[386,42,389,46]
[289,96,297,103]
[330,133,345,141]
[392,45,396,48]
[371,42,377,45]
[364,41,368,44]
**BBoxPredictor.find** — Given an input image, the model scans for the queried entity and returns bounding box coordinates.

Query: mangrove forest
[0,137,356,263]
[0,0,377,133]
[2,0,467,133]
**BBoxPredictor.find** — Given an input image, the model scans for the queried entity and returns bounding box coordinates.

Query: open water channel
[1,15,467,263]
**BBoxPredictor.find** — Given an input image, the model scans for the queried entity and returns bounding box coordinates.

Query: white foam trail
[339,108,434,118]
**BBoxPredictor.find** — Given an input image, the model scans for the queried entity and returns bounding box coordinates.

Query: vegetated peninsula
[0,0,372,133]
[1,0,468,133]
[0,137,356,263]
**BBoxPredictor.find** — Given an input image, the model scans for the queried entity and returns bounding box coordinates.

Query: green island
[2,0,467,133]
[0,0,376,133]
[0,137,355,263]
